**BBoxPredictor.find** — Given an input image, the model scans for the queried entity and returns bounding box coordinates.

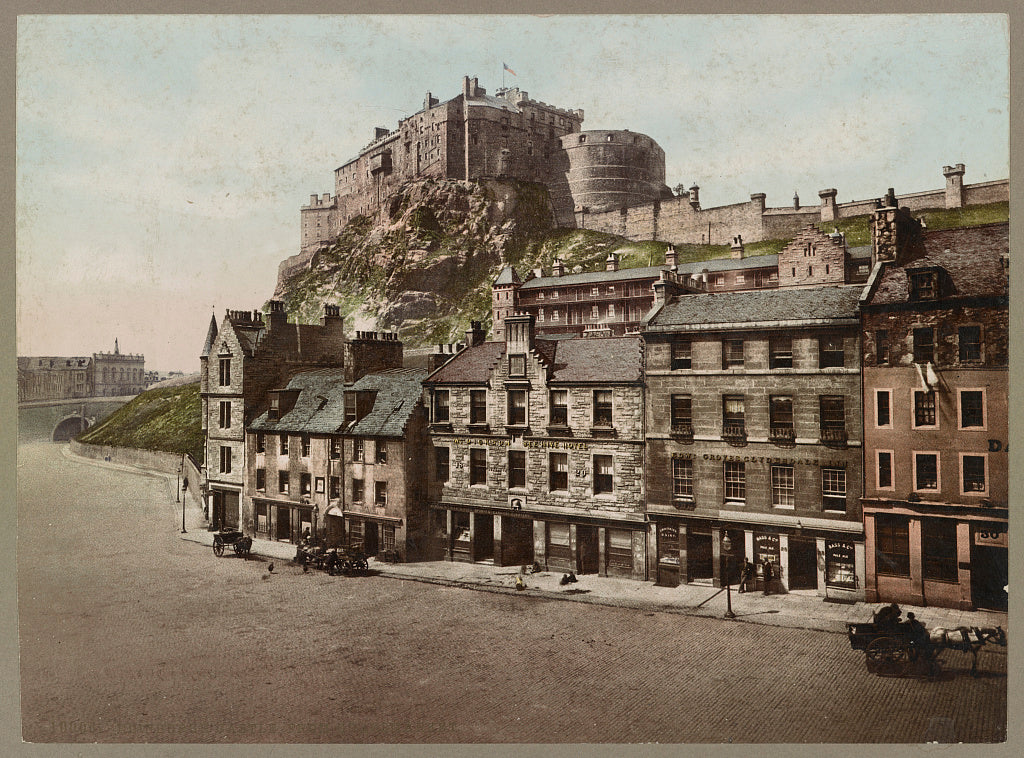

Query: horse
[927,626,1007,676]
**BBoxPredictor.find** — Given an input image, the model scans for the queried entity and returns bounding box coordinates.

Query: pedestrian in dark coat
[738,558,754,593]
[762,559,774,595]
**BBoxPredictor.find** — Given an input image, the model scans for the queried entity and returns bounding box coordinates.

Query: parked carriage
[296,540,369,576]
[212,529,253,558]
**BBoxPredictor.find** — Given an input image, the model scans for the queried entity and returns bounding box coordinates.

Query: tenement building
[244,367,429,558]
[859,205,1008,610]
[422,315,648,579]
[642,280,866,601]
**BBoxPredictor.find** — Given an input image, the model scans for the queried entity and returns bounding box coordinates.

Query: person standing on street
[738,557,754,593]
[762,558,774,595]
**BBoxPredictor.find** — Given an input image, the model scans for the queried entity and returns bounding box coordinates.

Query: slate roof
[519,265,667,289]
[494,266,521,286]
[425,336,642,384]
[866,223,1008,306]
[648,285,864,331]
[676,254,778,274]
[346,369,429,438]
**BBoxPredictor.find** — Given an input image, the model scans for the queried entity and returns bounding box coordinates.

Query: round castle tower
[558,129,670,214]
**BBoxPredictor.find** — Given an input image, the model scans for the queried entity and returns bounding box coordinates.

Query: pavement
[67,446,1008,637]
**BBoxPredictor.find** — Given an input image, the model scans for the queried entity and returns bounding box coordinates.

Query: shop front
[210,488,240,531]
[971,523,1007,611]
[252,497,312,544]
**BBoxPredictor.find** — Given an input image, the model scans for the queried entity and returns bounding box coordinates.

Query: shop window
[255,502,269,536]
[219,357,231,386]
[958,325,982,362]
[470,448,487,486]
[301,435,311,457]
[724,461,745,503]
[352,478,364,502]
[922,520,958,582]
[593,390,613,427]
[913,327,935,364]
[771,465,795,508]
[769,396,794,441]
[672,458,693,501]
[818,336,845,368]
[877,451,894,490]
[376,440,388,464]
[301,473,311,496]
[959,390,985,428]
[670,395,692,433]
[593,455,614,494]
[255,433,265,453]
[220,446,232,474]
[606,529,633,571]
[722,396,745,439]
[507,390,528,427]
[875,515,910,577]
[914,452,939,491]
[549,453,568,491]
[671,339,692,370]
[509,450,527,489]
[432,390,450,423]
[825,541,856,588]
[381,525,396,553]
[375,482,387,507]
[961,454,987,495]
[549,390,568,427]
[548,523,571,563]
[353,439,364,462]
[821,468,847,511]
[279,472,290,494]
[875,390,891,427]
[913,390,937,428]
[769,338,792,369]
[329,477,340,499]
[330,438,341,460]
[723,339,744,369]
[219,401,231,429]
[255,468,266,491]
[280,434,289,455]
[435,447,449,483]
[508,354,526,377]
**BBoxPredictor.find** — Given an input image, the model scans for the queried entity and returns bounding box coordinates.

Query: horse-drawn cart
[847,622,929,677]
[296,541,369,576]
[213,529,253,558]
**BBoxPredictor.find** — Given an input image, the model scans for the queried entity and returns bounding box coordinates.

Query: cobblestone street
[18,444,1006,743]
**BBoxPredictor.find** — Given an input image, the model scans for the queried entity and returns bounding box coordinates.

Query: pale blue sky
[17,14,1009,371]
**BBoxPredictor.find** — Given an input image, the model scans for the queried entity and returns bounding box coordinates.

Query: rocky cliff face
[272,177,669,347]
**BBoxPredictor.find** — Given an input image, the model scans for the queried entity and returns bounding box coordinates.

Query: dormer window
[910,272,937,301]
[268,396,280,420]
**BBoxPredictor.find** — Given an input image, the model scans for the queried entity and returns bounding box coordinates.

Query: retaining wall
[70,440,203,510]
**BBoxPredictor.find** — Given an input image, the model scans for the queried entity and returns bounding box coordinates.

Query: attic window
[910,272,937,301]
[579,135,587,144]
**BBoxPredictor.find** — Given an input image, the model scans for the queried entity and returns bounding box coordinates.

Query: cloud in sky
[16,13,1008,370]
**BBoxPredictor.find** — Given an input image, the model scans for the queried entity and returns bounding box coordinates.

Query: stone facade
[18,340,146,402]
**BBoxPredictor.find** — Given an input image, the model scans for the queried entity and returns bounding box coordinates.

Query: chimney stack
[465,320,486,347]
[605,252,619,272]
[320,303,344,331]
[552,258,565,277]
[504,313,535,354]
[730,235,745,260]
[268,300,288,327]
[689,184,700,209]
[664,244,678,269]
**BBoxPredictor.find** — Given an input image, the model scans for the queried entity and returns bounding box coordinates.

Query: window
[330,438,341,460]
[549,390,568,426]
[279,434,289,455]
[435,447,449,483]
[914,390,937,427]
[769,396,794,439]
[914,453,939,491]
[508,354,526,377]
[344,392,357,425]
[329,477,340,499]
[352,478,364,502]
[769,338,793,369]
[279,472,289,494]
[219,401,231,429]
[301,435,310,457]
[959,326,982,362]
[723,396,745,437]
[353,439,364,462]
[876,390,891,427]
[724,462,746,502]
[375,482,387,507]
[507,390,528,427]
[876,331,889,367]
[672,458,693,500]
[593,455,614,494]
[913,327,934,364]
[875,516,910,577]
[268,395,280,420]
[591,305,600,319]
[959,390,985,428]
[877,451,893,490]
[822,468,847,511]
[593,390,613,427]
[820,396,845,441]
[509,451,527,489]
[301,473,311,496]
[922,520,958,582]
[591,287,599,296]
[219,357,231,386]
[670,394,692,431]
[771,465,795,508]
[432,390,450,423]
[818,336,845,368]
[608,303,616,318]
[723,339,744,368]
[255,433,265,453]
[255,468,266,491]
[470,448,487,485]
[670,340,692,370]
[549,453,568,491]
[381,525,396,553]
[219,446,231,474]
[961,454,987,495]
[910,272,936,301]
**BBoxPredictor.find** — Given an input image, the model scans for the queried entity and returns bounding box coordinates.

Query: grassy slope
[77,381,203,462]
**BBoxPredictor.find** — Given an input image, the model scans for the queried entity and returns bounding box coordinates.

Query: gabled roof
[346,369,428,438]
[648,285,864,331]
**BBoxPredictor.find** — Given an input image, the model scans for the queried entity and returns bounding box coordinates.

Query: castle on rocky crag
[300,76,1008,255]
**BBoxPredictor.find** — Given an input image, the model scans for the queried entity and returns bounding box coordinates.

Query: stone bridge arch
[52,414,92,442]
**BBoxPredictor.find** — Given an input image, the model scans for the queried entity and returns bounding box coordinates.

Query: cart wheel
[213,541,225,557]
[866,637,908,677]
[357,557,369,572]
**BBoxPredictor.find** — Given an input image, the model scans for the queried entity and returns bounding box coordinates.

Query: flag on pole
[503,62,517,76]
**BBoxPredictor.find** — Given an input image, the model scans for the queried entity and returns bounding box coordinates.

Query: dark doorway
[971,545,1008,611]
[788,537,818,590]
[687,532,713,581]
[452,512,471,562]
[499,516,533,567]
[473,514,494,561]
[275,507,290,541]
[364,521,379,556]
[577,525,599,574]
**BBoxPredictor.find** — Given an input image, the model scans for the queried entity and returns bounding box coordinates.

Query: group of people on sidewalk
[737,557,776,596]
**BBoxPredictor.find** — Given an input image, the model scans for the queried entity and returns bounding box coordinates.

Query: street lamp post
[179,457,187,534]
[722,533,736,619]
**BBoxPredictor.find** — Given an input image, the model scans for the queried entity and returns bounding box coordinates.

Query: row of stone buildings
[203,199,1008,611]
[17,340,146,402]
